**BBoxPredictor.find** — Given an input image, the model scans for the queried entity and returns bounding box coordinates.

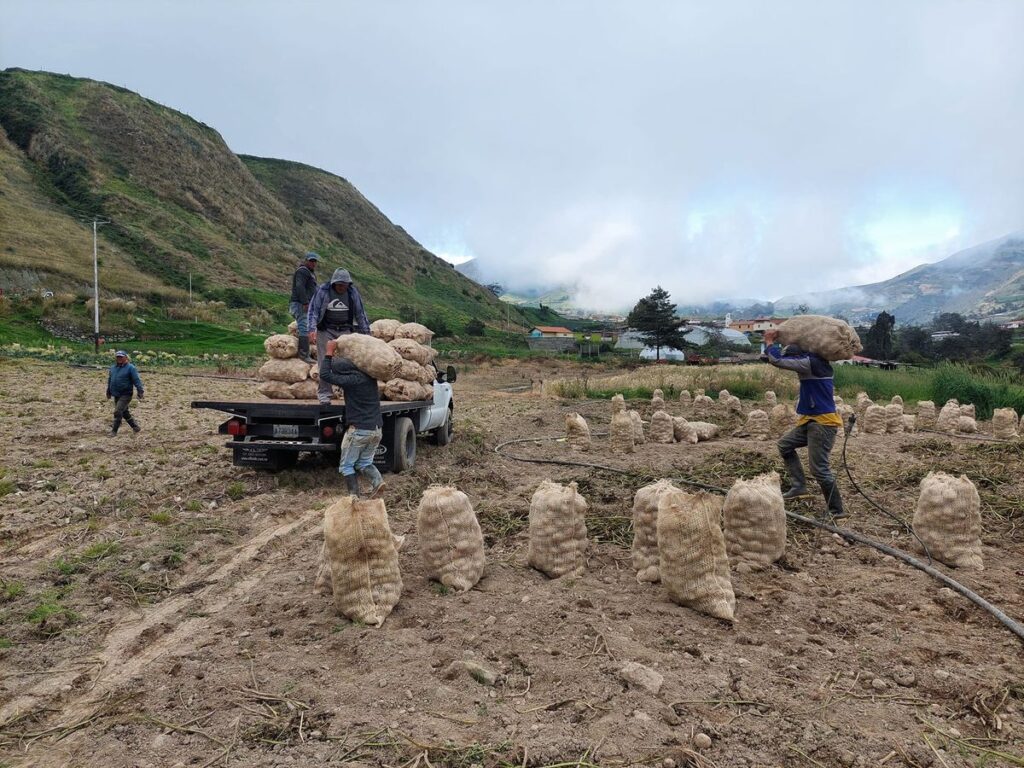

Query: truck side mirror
[446,365,457,383]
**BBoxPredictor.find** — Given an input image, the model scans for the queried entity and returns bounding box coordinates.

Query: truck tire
[392,416,416,473]
[433,407,453,446]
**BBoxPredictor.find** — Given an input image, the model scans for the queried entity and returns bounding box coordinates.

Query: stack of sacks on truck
[257,333,319,400]
[370,320,439,402]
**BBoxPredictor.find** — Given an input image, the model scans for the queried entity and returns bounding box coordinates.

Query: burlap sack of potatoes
[416,486,485,592]
[323,496,402,626]
[913,472,983,569]
[993,408,1019,440]
[528,481,588,578]
[332,334,403,381]
[657,488,735,621]
[902,414,916,433]
[383,378,433,402]
[885,403,904,434]
[629,410,646,444]
[936,400,961,433]
[631,479,677,583]
[394,322,435,345]
[258,380,294,399]
[398,358,436,387]
[289,379,319,400]
[776,315,862,361]
[265,333,299,360]
[680,420,719,443]
[651,388,665,411]
[611,393,626,414]
[862,404,887,434]
[960,403,976,420]
[565,413,592,451]
[370,318,402,342]
[764,390,777,407]
[723,472,786,571]
[916,401,937,429]
[958,415,977,433]
[693,394,715,417]
[259,358,311,384]
[678,389,692,406]
[649,410,675,443]
[389,338,437,366]
[744,409,770,440]
[610,410,635,453]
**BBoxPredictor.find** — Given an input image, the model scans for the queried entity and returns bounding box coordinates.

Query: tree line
[859,311,1015,366]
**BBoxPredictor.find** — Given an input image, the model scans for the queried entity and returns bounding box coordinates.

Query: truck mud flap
[232,444,298,471]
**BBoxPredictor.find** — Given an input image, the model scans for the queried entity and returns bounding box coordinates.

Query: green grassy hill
[0,68,542,347]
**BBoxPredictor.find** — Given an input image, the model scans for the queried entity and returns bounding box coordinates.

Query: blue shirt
[765,344,836,416]
[107,362,144,398]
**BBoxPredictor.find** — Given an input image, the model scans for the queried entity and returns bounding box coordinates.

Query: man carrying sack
[307,268,371,405]
[763,328,847,519]
[289,251,319,363]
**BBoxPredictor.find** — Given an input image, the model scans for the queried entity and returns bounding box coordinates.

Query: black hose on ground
[493,433,1024,645]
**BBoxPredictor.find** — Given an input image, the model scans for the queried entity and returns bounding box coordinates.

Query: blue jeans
[339,426,382,475]
[288,302,308,335]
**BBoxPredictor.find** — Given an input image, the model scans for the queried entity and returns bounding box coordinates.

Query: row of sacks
[853,393,1022,438]
[259,334,320,400]
[566,407,721,453]
[370,320,438,401]
[314,468,983,628]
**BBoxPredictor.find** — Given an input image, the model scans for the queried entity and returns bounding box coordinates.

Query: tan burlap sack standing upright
[993,408,1019,440]
[631,479,677,583]
[862,404,887,434]
[394,322,435,345]
[528,481,588,578]
[651,389,665,411]
[891,394,904,407]
[885,403,904,434]
[723,472,786,571]
[917,401,937,430]
[764,390,777,407]
[960,403,976,420]
[958,415,978,433]
[718,389,731,402]
[611,393,626,414]
[855,392,873,421]
[936,400,961,433]
[332,334,403,381]
[629,410,646,444]
[565,413,592,451]
[370,318,402,342]
[694,394,715,417]
[776,315,862,361]
[744,410,770,440]
[416,486,485,592]
[649,410,675,443]
[913,472,983,569]
[323,496,402,626]
[657,489,735,621]
[610,410,635,453]
[770,403,796,434]
[265,334,299,360]
[679,390,692,407]
[902,414,917,432]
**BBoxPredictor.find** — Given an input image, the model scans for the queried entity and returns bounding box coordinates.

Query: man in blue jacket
[320,338,385,498]
[106,350,144,436]
[307,268,371,405]
[763,329,846,519]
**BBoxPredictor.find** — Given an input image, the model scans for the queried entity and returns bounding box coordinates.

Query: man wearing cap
[289,252,319,363]
[106,351,144,436]
[307,268,371,405]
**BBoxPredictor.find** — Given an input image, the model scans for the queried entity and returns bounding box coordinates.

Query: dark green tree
[465,318,485,336]
[863,311,896,359]
[626,286,689,360]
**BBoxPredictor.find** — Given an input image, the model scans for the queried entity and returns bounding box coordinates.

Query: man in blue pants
[319,338,386,498]
[763,329,847,519]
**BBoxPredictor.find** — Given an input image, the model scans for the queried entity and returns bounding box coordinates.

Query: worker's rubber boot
[343,473,360,498]
[110,415,121,437]
[125,415,141,434]
[782,486,812,501]
[298,335,313,364]
[359,466,387,498]
[819,479,848,520]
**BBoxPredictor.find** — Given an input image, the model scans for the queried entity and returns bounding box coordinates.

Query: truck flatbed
[191,399,433,416]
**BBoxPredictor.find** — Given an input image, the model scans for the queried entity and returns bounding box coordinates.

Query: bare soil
[1,357,1022,768]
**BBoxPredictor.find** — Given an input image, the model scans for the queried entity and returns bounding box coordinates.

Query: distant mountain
[0,68,536,329]
[775,233,1024,324]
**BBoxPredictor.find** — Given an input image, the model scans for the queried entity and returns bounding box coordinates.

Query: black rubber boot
[298,335,313,364]
[125,415,141,434]
[819,478,847,519]
[110,416,121,437]
[359,466,386,498]
[343,473,360,498]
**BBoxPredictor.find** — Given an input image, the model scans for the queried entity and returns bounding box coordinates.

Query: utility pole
[189,271,193,304]
[91,217,109,353]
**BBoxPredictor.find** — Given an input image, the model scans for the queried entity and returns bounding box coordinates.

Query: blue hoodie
[306,268,370,334]
[765,344,836,416]
[107,362,144,398]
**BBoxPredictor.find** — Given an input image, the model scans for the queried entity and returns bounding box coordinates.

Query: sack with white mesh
[936,400,961,433]
[394,322,434,345]
[629,410,646,444]
[370,318,402,342]
[834,395,844,406]
[657,489,735,620]
[259,358,311,384]
[323,496,402,626]
[258,380,294,399]
[764,390,777,407]
[885,403,904,434]
[631,479,677,583]
[902,414,916,432]
[776,315,862,361]
[958,416,977,433]
[724,394,743,415]
[694,394,715,417]
[332,334,403,381]
[916,401,937,429]
[862,404,887,434]
[389,338,437,366]
[744,409,769,440]
[611,393,626,413]
[674,416,696,444]
[397,358,437,387]
[384,378,433,402]
[289,379,319,400]
[723,472,786,571]
[417,486,485,592]
[565,413,591,451]
[651,389,665,411]
[610,410,635,453]
[993,408,1019,440]
[649,410,675,443]
[718,389,730,401]
[265,334,299,360]
[770,403,796,433]
[287,320,299,337]
[528,481,588,578]
[680,420,719,443]
[960,403,976,419]
[679,390,692,406]
[913,472,982,569]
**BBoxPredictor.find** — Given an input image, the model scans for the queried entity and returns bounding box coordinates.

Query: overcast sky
[3,1,1023,310]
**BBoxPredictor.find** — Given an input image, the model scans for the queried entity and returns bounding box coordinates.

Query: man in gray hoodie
[307,268,371,405]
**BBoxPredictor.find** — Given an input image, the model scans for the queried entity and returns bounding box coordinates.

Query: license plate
[273,424,300,438]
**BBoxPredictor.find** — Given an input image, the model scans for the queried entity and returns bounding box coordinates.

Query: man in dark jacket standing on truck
[307,267,371,405]
[106,350,144,436]
[320,338,385,498]
[763,329,846,519]
[289,251,319,363]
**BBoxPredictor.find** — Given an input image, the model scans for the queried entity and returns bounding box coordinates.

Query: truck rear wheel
[392,416,416,473]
